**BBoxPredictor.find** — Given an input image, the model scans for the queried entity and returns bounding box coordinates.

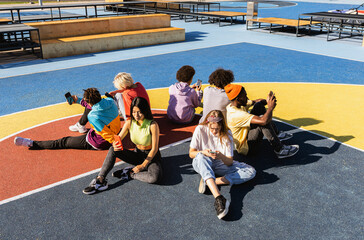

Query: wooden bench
[0,18,12,24]
[25,14,185,58]
[247,17,321,36]
[198,11,256,26]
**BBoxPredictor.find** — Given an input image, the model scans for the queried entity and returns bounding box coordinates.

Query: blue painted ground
[1,122,363,239]
[0,1,363,239]
[1,42,364,115]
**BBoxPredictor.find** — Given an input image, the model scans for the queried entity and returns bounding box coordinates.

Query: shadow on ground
[276,117,355,143]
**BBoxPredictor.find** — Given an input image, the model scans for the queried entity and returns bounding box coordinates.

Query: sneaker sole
[277,146,299,159]
[279,135,293,141]
[217,200,230,219]
[82,189,96,195]
[97,185,108,192]
[82,185,108,195]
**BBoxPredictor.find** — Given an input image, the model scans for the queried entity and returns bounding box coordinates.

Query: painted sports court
[0,0,363,239]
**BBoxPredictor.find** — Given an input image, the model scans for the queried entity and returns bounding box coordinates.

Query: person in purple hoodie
[167,65,202,123]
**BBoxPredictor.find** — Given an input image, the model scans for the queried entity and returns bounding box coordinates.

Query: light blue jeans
[114,93,126,120]
[192,153,256,186]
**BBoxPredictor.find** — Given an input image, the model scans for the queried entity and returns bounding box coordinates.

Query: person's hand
[201,149,211,157]
[209,150,218,159]
[72,95,78,103]
[202,149,217,159]
[196,85,202,91]
[267,92,277,110]
[132,164,145,173]
[113,141,122,151]
[191,83,197,89]
[255,98,266,104]
[215,151,224,160]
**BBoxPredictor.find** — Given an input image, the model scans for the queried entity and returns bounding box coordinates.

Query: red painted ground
[0,110,199,201]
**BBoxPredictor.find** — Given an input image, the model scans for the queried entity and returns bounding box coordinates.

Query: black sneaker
[83,178,108,195]
[112,167,133,181]
[275,144,299,159]
[214,195,230,219]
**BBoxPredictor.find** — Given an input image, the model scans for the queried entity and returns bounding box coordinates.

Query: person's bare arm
[113,120,131,151]
[250,93,277,126]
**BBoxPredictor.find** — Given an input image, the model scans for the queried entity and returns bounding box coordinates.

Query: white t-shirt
[190,125,234,157]
[199,86,231,123]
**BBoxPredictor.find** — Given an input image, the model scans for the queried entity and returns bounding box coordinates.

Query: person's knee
[232,165,256,185]
[247,166,256,180]
[192,153,208,167]
[144,172,159,184]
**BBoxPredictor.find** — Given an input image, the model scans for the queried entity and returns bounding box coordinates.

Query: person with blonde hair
[107,72,150,120]
[68,72,150,133]
[189,110,256,219]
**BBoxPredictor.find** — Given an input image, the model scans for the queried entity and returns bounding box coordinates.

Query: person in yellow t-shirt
[225,84,299,159]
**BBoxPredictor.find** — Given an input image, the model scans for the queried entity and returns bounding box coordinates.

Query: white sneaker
[198,177,207,194]
[14,137,33,147]
[275,144,299,159]
[277,131,293,141]
[69,122,87,133]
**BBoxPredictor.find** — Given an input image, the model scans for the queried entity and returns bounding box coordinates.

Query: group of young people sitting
[14,66,299,219]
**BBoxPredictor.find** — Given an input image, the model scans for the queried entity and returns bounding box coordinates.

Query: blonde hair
[201,110,231,145]
[113,72,134,89]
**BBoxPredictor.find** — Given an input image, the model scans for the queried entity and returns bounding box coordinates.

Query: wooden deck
[247,17,322,36]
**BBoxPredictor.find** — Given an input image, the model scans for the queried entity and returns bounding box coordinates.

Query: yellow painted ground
[1,83,363,150]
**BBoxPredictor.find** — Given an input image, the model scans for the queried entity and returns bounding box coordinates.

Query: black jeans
[79,107,91,126]
[99,146,162,184]
[31,134,94,150]
[247,101,282,155]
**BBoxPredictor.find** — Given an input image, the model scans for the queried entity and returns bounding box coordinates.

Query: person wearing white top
[189,110,256,220]
[199,68,234,123]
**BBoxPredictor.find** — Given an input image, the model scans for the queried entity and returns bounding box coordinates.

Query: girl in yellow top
[83,97,162,195]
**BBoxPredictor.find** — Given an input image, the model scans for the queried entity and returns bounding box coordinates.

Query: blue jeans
[192,153,256,186]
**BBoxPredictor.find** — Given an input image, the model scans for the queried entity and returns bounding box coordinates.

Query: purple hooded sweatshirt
[167,82,202,123]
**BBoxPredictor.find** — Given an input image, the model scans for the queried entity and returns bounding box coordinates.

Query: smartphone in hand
[114,135,123,150]
[209,150,216,154]
[65,92,74,105]
[269,91,274,97]
[196,79,202,87]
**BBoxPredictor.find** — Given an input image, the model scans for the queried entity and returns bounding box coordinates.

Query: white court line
[1,39,364,79]
[1,81,363,119]
[0,113,82,142]
[0,137,192,206]
[1,108,363,206]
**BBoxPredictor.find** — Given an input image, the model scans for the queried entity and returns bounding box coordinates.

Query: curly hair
[83,88,102,106]
[176,65,195,83]
[208,68,234,89]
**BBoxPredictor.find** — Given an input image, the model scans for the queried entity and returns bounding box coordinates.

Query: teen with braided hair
[189,110,256,219]
[14,88,121,150]
[68,72,149,133]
